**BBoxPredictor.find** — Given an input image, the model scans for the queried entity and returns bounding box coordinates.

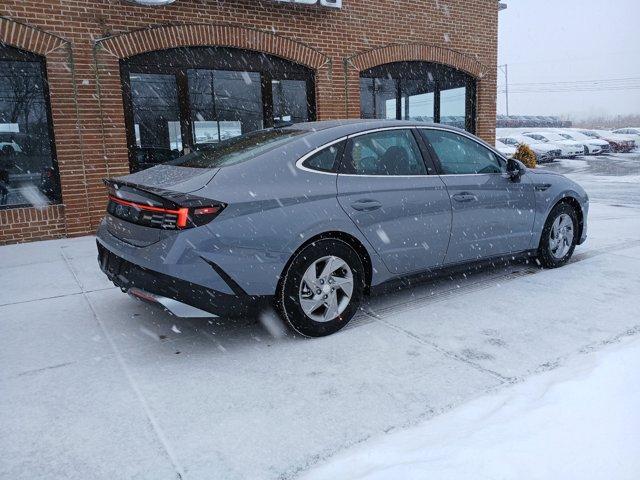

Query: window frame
[417,126,507,176]
[359,61,477,134]
[0,43,61,210]
[120,47,317,172]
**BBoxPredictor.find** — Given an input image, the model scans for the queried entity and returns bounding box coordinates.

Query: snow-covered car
[498,134,562,163]
[577,129,636,153]
[612,128,640,148]
[556,130,607,155]
[522,132,584,158]
[495,139,516,158]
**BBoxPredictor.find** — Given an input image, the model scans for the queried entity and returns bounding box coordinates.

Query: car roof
[278,119,469,137]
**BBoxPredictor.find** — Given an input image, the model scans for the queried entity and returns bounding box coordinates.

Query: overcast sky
[497,0,640,118]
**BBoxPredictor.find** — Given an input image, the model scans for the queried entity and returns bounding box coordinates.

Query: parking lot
[1,152,639,480]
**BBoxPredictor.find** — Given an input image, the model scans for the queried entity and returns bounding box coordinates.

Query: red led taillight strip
[108,195,189,228]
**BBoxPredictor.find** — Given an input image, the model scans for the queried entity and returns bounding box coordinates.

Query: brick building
[0,0,499,244]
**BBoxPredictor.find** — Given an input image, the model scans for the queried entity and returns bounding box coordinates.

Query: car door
[419,128,536,265]
[336,128,451,275]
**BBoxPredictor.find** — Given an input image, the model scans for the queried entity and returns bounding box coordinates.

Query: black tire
[277,238,365,337]
[537,202,578,268]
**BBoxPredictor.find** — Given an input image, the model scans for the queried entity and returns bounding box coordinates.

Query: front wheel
[537,203,578,268]
[277,239,365,337]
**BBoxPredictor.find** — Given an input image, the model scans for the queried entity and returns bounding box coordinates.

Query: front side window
[420,129,502,175]
[0,45,60,209]
[342,129,426,176]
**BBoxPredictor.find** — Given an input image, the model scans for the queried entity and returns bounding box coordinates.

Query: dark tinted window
[303,142,344,172]
[123,47,316,171]
[273,79,309,124]
[360,78,398,119]
[187,69,263,146]
[342,130,426,176]
[0,46,60,208]
[168,129,304,169]
[360,61,476,133]
[420,129,502,175]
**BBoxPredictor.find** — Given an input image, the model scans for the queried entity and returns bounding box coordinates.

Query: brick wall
[0,0,498,245]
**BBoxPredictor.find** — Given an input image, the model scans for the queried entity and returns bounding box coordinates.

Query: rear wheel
[537,203,578,268]
[277,239,365,337]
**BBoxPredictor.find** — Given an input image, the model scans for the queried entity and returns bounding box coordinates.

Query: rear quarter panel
[192,135,391,295]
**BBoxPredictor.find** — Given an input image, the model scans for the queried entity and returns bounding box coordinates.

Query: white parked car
[497,134,562,163]
[495,139,516,157]
[522,131,584,158]
[557,130,607,155]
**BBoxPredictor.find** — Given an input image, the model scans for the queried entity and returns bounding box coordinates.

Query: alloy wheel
[298,255,354,323]
[549,213,574,259]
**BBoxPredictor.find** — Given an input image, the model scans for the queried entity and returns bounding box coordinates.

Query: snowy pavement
[303,337,640,480]
[1,153,640,480]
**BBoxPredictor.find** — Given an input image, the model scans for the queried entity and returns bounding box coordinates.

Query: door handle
[451,192,477,203]
[350,199,382,211]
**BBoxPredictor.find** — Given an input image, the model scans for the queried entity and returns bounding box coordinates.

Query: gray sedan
[97,120,588,337]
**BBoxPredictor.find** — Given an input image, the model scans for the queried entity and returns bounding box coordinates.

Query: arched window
[0,43,60,209]
[359,61,476,133]
[121,47,316,171]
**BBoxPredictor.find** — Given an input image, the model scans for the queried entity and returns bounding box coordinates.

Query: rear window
[166,129,305,169]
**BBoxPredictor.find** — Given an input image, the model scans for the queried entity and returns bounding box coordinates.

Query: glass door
[272,79,309,125]
[127,73,183,171]
[187,69,263,147]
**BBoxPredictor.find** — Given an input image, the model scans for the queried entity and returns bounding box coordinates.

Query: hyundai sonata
[97,120,588,337]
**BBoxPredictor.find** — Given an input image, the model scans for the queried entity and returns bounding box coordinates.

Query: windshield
[581,131,599,138]
[166,128,306,169]
[540,132,567,141]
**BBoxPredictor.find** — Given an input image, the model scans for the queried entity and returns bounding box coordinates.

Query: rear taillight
[107,195,224,230]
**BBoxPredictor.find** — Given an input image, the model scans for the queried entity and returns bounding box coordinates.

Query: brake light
[107,195,223,229]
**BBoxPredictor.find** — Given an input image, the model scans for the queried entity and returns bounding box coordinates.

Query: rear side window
[302,141,345,172]
[341,129,427,176]
[420,129,503,175]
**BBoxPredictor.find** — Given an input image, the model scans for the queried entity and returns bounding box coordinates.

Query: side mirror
[506,158,526,181]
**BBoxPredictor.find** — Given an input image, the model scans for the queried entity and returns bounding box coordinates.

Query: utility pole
[498,64,509,117]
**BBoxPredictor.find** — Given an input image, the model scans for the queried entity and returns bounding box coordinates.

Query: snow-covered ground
[304,337,640,480]
[1,152,640,479]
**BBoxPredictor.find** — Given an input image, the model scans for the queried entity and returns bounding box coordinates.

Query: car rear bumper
[97,240,270,318]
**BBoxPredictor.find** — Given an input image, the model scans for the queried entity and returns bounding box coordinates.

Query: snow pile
[303,339,640,480]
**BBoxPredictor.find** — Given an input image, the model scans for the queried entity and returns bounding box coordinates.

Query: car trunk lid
[103,166,219,247]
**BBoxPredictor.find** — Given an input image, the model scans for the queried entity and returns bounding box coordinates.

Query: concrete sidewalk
[1,201,640,480]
